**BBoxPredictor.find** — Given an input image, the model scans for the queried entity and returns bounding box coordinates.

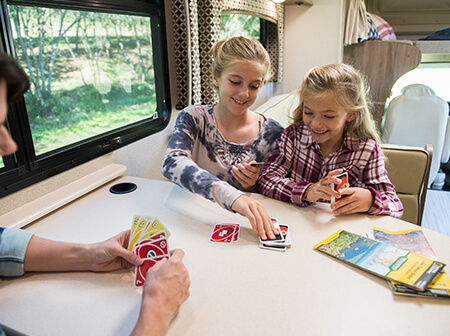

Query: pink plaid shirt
[257,124,403,218]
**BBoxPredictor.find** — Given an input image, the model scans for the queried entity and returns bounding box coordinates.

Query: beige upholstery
[382,84,449,187]
[255,91,298,128]
[380,144,432,226]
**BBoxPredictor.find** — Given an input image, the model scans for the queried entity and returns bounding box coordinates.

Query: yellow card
[129,215,152,251]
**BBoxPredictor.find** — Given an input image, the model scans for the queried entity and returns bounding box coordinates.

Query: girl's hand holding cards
[330,171,374,215]
[302,168,344,203]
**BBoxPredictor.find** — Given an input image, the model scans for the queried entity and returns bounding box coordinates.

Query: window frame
[0,0,170,198]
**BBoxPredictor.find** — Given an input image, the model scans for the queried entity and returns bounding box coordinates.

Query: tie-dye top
[162,104,284,211]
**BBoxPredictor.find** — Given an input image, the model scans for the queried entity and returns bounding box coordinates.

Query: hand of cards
[128,215,171,288]
[331,171,349,204]
[259,218,292,252]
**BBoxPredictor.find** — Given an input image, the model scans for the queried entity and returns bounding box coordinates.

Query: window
[220,13,262,41]
[0,0,170,197]
[389,63,450,103]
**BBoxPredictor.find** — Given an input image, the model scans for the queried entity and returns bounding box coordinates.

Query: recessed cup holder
[109,182,137,194]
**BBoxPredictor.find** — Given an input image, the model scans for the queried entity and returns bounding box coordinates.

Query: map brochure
[314,229,445,292]
[373,227,450,298]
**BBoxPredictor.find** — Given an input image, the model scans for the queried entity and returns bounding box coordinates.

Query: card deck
[259,222,292,252]
[259,243,287,252]
[331,171,349,204]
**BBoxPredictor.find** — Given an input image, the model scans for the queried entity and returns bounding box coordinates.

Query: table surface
[1,177,450,336]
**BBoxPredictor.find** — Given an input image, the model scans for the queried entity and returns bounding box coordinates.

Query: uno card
[209,223,239,244]
[142,218,171,239]
[129,215,152,251]
[331,171,349,204]
[232,225,241,242]
[134,255,167,288]
[259,243,287,252]
[139,224,169,244]
[265,224,291,247]
[134,236,169,259]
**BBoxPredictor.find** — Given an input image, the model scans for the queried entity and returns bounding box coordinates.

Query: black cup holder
[109,182,137,194]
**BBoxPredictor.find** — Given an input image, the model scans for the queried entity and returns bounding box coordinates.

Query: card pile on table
[259,218,292,252]
[209,223,240,244]
[128,215,171,288]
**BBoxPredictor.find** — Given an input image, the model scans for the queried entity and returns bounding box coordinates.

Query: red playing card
[134,236,169,259]
[209,223,239,244]
[134,255,167,288]
[232,225,240,242]
[333,172,349,202]
[279,224,288,239]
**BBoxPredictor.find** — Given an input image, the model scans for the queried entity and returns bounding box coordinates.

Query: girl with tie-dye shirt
[162,37,283,240]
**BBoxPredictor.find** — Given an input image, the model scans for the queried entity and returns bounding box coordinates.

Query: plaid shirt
[257,124,403,218]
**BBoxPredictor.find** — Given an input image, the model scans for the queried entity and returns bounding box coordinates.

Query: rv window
[0,0,169,197]
[390,63,450,103]
[220,13,265,43]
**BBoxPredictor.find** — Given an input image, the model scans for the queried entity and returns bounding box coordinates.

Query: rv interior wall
[274,0,344,95]
[0,0,345,216]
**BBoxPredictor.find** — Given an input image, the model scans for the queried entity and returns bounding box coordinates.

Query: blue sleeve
[0,228,34,277]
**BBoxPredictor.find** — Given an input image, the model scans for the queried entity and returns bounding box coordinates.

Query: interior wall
[274,0,344,96]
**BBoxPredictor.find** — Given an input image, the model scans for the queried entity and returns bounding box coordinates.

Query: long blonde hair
[211,36,271,84]
[292,63,380,143]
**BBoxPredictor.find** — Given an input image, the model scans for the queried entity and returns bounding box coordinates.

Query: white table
[1,177,450,336]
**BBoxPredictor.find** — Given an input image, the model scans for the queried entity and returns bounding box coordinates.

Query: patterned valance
[172,0,284,109]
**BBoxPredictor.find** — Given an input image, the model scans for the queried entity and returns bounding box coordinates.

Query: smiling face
[303,95,355,157]
[213,60,265,117]
[0,79,18,156]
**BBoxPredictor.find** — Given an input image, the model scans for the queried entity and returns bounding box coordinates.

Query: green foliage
[8,4,157,155]
[220,14,261,41]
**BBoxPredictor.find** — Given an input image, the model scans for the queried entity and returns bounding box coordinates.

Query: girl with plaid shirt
[257,64,403,218]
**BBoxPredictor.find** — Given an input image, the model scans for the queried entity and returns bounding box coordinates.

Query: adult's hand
[131,249,190,336]
[88,230,143,272]
[24,229,142,273]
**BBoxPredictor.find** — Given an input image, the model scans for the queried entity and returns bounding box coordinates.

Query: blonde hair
[211,36,271,84]
[292,63,380,143]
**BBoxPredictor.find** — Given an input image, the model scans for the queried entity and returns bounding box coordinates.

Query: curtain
[172,0,284,109]
[343,0,369,46]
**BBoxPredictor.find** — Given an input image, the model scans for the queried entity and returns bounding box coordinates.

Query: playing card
[258,243,287,252]
[232,225,240,242]
[331,171,349,204]
[134,235,169,259]
[134,255,168,288]
[129,215,152,251]
[209,223,239,244]
[142,218,171,239]
[265,224,291,247]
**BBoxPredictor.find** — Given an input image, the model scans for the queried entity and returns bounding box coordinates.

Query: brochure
[314,229,445,292]
[373,227,450,298]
